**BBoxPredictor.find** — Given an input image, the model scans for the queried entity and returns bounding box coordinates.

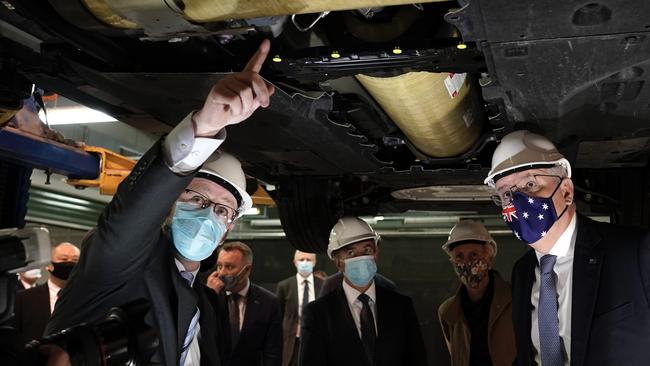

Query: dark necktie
[358,293,376,364]
[301,279,310,316]
[538,254,563,366]
[228,293,241,350]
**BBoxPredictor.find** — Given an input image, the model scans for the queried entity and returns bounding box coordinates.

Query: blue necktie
[538,255,563,366]
[180,271,200,366]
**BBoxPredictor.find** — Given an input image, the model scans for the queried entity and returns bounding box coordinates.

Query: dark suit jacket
[319,272,396,297]
[511,214,650,366]
[45,140,222,366]
[13,283,50,344]
[276,275,323,366]
[299,281,427,366]
[212,282,283,366]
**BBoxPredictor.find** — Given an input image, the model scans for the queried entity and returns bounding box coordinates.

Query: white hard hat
[327,217,379,259]
[442,220,497,256]
[196,151,252,217]
[484,130,572,187]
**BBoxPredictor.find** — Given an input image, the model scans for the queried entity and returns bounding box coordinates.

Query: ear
[334,257,345,273]
[561,178,574,204]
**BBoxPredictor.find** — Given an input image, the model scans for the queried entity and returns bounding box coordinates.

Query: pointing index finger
[244,39,270,73]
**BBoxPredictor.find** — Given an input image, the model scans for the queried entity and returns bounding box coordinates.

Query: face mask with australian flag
[501,184,568,244]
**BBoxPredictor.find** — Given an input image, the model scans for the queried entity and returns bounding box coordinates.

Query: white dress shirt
[296,273,315,336]
[163,112,226,175]
[47,279,61,314]
[531,214,577,366]
[165,114,225,366]
[19,278,35,290]
[226,279,251,331]
[342,280,378,338]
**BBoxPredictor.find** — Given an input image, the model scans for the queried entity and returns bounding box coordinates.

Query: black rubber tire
[277,177,341,253]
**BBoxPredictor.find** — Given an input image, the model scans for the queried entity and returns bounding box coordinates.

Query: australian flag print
[501,191,559,244]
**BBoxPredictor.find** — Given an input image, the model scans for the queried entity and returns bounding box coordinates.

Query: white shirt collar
[48,278,61,295]
[227,278,250,298]
[535,213,577,261]
[296,272,314,285]
[174,258,200,287]
[342,279,376,307]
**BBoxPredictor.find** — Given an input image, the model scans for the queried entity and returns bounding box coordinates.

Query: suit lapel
[143,245,178,366]
[195,284,221,366]
[513,250,536,365]
[173,261,199,357]
[40,284,52,322]
[240,284,259,338]
[570,215,603,366]
[334,286,369,365]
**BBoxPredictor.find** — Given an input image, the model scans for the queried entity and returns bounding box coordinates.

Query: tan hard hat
[484,130,572,187]
[442,220,497,255]
[196,151,252,217]
[327,217,379,259]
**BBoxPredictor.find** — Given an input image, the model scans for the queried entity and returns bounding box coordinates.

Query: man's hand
[207,270,225,294]
[193,39,276,137]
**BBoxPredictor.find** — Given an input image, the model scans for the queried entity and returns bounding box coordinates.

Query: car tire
[277,177,341,253]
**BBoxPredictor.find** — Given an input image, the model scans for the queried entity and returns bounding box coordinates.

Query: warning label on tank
[444,73,467,99]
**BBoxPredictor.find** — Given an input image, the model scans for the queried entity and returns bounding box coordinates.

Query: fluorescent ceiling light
[243,207,261,216]
[39,106,117,125]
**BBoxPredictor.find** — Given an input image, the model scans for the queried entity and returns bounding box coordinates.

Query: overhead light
[38,106,118,125]
[374,216,385,221]
[391,185,494,201]
[243,207,261,216]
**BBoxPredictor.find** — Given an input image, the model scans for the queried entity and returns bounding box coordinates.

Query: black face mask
[49,261,76,280]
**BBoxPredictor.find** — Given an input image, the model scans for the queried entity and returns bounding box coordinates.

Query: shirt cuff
[163,112,226,175]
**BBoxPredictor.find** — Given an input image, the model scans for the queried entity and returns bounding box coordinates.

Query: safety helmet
[196,151,252,217]
[327,217,379,259]
[442,219,497,255]
[484,130,572,187]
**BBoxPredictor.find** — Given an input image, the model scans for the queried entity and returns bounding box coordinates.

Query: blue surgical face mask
[171,202,227,261]
[501,181,569,244]
[297,260,314,277]
[344,255,377,287]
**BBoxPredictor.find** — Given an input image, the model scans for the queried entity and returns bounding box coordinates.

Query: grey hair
[543,165,568,178]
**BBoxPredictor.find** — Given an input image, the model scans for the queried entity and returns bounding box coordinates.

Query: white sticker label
[444,73,467,99]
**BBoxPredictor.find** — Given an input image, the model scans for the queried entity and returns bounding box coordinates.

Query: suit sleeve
[404,297,428,366]
[263,296,284,366]
[437,304,453,354]
[298,302,326,366]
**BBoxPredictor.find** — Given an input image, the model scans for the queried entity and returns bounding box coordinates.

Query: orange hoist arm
[67,146,135,195]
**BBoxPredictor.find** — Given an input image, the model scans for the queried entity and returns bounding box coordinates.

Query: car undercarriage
[1,0,649,251]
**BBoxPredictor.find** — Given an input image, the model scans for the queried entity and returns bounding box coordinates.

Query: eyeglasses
[178,189,238,223]
[491,174,562,207]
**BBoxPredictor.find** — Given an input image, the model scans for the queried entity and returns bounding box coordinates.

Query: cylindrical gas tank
[356,72,482,158]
